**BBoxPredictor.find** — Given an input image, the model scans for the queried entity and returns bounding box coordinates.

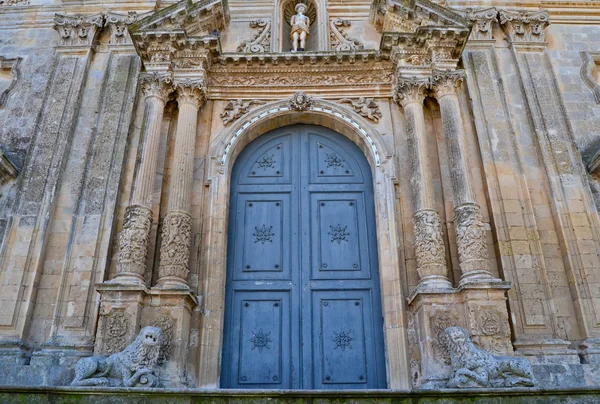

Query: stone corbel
[330,19,364,52]
[237,19,271,53]
[463,7,497,41]
[106,11,143,46]
[498,10,550,45]
[53,13,104,48]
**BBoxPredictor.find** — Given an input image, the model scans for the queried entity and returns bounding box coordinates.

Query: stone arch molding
[209,96,393,180]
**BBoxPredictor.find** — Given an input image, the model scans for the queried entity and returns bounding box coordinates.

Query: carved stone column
[112,72,173,285]
[431,70,495,286]
[395,77,451,290]
[157,79,206,289]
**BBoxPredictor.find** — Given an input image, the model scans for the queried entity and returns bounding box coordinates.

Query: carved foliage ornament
[221,99,266,126]
[454,203,489,273]
[117,205,153,277]
[238,19,272,53]
[394,76,429,107]
[54,13,104,47]
[106,12,142,45]
[159,211,192,280]
[175,79,206,107]
[330,19,364,52]
[498,10,550,44]
[413,209,447,279]
[105,311,129,355]
[289,91,313,111]
[463,8,497,41]
[338,97,382,123]
[431,69,466,99]
[139,72,173,101]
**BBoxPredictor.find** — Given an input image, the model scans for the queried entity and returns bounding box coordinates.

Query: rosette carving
[413,209,447,280]
[117,205,153,277]
[454,203,489,274]
[394,76,429,107]
[431,69,466,99]
[139,72,173,101]
[158,211,192,281]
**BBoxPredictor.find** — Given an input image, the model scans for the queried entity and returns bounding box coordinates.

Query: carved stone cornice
[106,11,143,46]
[462,7,497,41]
[53,13,104,47]
[140,72,174,101]
[174,78,206,108]
[431,69,466,99]
[498,10,550,44]
[394,76,430,107]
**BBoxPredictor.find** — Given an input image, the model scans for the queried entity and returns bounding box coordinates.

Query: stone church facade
[1,0,600,399]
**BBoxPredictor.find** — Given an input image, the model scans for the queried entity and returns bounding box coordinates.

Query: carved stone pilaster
[454,203,490,279]
[140,72,173,101]
[106,12,141,45]
[116,205,153,282]
[53,13,104,47]
[394,76,429,107]
[431,69,466,99]
[463,8,497,41]
[414,209,448,283]
[158,211,192,285]
[498,10,550,44]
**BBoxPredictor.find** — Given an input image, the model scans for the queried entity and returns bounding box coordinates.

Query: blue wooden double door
[221,125,387,389]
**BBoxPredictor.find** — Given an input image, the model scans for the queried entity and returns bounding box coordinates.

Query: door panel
[222,125,386,389]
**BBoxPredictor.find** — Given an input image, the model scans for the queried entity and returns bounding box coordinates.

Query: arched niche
[272,0,329,52]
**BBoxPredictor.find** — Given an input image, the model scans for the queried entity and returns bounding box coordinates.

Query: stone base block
[513,339,580,364]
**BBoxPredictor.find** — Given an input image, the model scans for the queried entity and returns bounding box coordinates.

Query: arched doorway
[221,124,387,389]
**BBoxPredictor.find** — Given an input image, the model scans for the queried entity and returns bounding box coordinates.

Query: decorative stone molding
[394,76,429,107]
[337,97,381,123]
[72,326,163,387]
[106,12,142,45]
[237,19,271,53]
[139,72,174,101]
[431,69,466,99]
[221,99,266,126]
[0,56,21,108]
[53,13,104,47]
[454,203,489,276]
[444,326,535,388]
[116,205,153,280]
[498,10,550,44]
[462,8,497,41]
[580,51,600,104]
[330,19,364,52]
[289,91,313,111]
[413,209,448,282]
[158,211,193,283]
[174,79,206,107]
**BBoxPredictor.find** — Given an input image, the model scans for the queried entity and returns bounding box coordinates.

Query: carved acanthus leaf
[238,19,271,53]
[139,72,173,101]
[330,19,364,52]
[221,99,266,126]
[431,69,466,99]
[338,97,382,123]
[53,13,104,47]
[394,76,430,107]
[498,10,550,44]
[175,79,206,107]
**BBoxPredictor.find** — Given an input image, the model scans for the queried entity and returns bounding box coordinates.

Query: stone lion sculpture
[71,326,163,387]
[444,326,535,388]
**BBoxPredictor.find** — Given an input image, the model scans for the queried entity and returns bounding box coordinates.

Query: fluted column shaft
[113,73,172,285]
[157,80,206,289]
[431,70,493,285]
[396,77,451,289]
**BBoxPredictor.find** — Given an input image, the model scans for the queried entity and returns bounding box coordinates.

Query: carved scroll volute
[463,8,497,41]
[498,10,550,44]
[106,11,141,45]
[53,13,104,47]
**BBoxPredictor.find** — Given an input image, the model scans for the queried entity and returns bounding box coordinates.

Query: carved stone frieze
[498,10,550,44]
[430,311,459,365]
[53,13,104,47]
[462,8,497,41]
[116,205,153,278]
[394,76,429,107]
[221,99,266,126]
[158,211,193,282]
[413,209,447,280]
[106,12,142,45]
[431,69,466,99]
[175,79,206,107]
[139,72,173,101]
[444,326,535,388]
[238,19,271,53]
[330,19,364,52]
[337,97,381,123]
[150,316,175,364]
[289,91,313,111]
[454,203,489,275]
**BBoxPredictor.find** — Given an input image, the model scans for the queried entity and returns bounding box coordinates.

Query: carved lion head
[444,326,468,347]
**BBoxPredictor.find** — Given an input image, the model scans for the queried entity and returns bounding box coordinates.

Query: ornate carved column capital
[454,203,491,282]
[158,211,193,287]
[115,205,153,282]
[174,79,207,108]
[498,10,550,44]
[139,72,173,102]
[106,11,141,45]
[463,8,497,41]
[431,69,466,99]
[394,77,429,108]
[53,13,104,47]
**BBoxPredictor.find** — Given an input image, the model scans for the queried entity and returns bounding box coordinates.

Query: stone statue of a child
[290,3,310,51]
